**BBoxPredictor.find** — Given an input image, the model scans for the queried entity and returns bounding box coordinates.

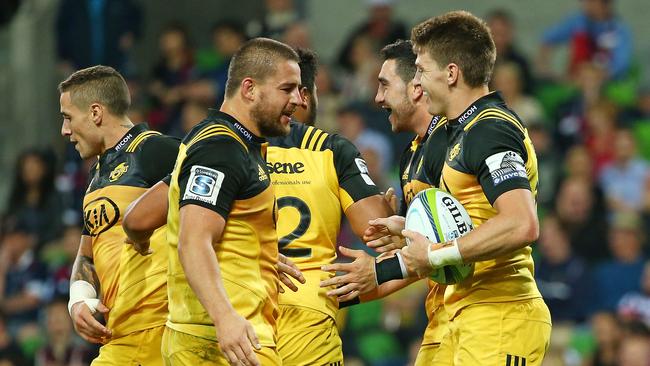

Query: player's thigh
[161,326,281,366]
[161,326,226,366]
[92,326,164,366]
[277,305,343,366]
[414,343,445,366]
[454,299,552,366]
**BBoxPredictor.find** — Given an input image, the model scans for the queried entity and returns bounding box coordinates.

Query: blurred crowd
[1,0,650,365]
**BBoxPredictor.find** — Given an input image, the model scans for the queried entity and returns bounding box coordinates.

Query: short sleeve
[138,135,180,186]
[177,137,248,220]
[464,120,531,205]
[330,135,381,210]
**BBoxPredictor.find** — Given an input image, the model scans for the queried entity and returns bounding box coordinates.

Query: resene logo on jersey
[267,161,305,174]
[183,165,225,206]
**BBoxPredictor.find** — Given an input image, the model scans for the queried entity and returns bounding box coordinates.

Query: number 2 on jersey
[277,196,312,258]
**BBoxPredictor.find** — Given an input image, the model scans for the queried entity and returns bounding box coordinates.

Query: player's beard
[251,93,292,137]
[389,94,416,133]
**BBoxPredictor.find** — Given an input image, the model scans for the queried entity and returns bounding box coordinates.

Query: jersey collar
[447,91,505,126]
[111,123,149,153]
[208,109,266,145]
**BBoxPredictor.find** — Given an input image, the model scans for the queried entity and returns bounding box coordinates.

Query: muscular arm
[456,189,538,262]
[71,236,99,287]
[123,180,170,244]
[344,194,394,237]
[177,204,232,323]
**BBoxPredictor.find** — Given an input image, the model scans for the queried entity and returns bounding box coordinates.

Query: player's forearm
[71,245,100,291]
[123,181,170,243]
[346,195,395,238]
[178,237,235,324]
[458,212,538,263]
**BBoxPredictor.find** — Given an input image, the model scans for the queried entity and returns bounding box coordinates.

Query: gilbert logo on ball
[405,188,475,284]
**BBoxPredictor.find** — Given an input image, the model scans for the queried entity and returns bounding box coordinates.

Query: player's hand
[214,310,261,366]
[383,187,398,213]
[70,301,112,344]
[124,237,152,256]
[364,216,407,253]
[277,254,305,293]
[401,230,435,278]
[320,246,377,302]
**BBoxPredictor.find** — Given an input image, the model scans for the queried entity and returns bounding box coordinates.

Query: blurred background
[1,0,650,365]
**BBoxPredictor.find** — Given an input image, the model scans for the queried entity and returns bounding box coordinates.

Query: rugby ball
[405,188,474,284]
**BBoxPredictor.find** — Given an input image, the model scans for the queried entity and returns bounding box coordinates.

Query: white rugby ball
[405,188,474,284]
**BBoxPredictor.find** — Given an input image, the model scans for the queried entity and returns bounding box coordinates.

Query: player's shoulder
[184,119,248,153]
[269,121,330,151]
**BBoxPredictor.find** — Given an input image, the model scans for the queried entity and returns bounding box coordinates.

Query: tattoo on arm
[71,255,100,290]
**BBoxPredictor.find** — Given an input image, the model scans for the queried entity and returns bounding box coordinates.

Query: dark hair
[7,148,57,212]
[224,38,300,98]
[296,48,318,94]
[380,39,417,83]
[411,11,496,87]
[58,65,131,116]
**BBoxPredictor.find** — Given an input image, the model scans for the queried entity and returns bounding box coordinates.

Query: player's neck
[101,117,135,153]
[220,99,262,137]
[411,106,434,139]
[446,85,490,120]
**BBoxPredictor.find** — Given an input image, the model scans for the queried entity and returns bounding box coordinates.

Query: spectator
[594,212,647,311]
[168,100,209,138]
[617,334,650,366]
[188,20,247,108]
[35,298,90,366]
[599,128,650,213]
[4,148,63,248]
[339,34,382,102]
[585,312,622,366]
[555,176,609,262]
[41,225,82,299]
[536,214,592,322]
[313,64,343,133]
[282,21,311,50]
[486,9,535,94]
[584,101,618,176]
[246,0,301,40]
[336,0,406,72]
[0,310,26,366]
[0,217,49,336]
[55,0,142,75]
[554,63,608,152]
[491,62,545,126]
[527,123,561,212]
[618,261,650,328]
[148,22,195,133]
[538,0,633,80]
[336,105,393,176]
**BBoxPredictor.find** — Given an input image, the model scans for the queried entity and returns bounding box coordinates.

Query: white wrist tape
[395,252,409,279]
[68,280,99,315]
[427,239,463,268]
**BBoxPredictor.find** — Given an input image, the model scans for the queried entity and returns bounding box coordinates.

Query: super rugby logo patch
[485,151,527,185]
[183,166,225,206]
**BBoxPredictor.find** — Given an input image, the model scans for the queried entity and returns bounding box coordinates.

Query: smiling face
[250,59,302,137]
[375,59,416,133]
[413,49,449,116]
[60,91,103,159]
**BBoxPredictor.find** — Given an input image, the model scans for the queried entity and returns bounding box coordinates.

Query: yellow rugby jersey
[81,123,179,339]
[398,116,449,344]
[166,110,279,346]
[439,92,542,318]
[267,121,381,320]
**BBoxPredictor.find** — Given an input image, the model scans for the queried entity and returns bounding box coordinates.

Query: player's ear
[241,78,256,101]
[90,103,103,126]
[410,81,424,102]
[447,63,459,86]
